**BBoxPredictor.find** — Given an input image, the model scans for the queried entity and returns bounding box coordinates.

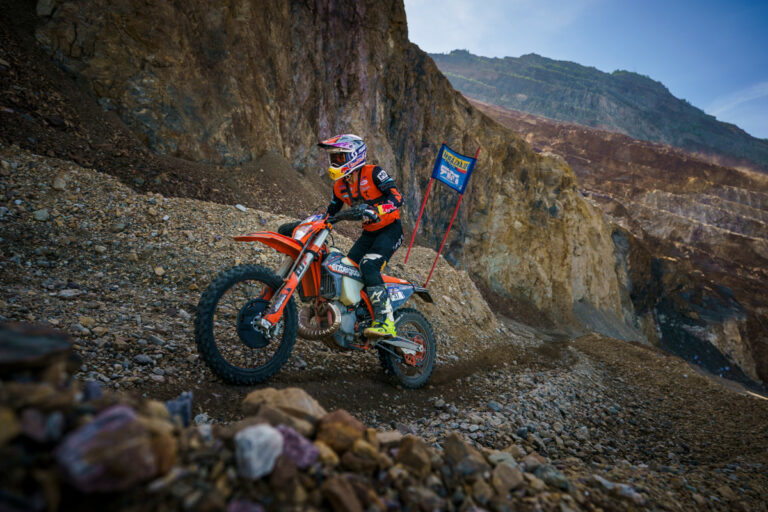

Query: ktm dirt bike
[194,204,437,389]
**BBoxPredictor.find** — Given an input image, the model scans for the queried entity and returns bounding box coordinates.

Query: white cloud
[707,81,768,117]
[706,82,768,138]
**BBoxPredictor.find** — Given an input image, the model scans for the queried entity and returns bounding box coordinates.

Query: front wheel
[378,308,436,389]
[194,264,297,385]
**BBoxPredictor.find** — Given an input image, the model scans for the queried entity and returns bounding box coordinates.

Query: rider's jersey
[327,165,402,232]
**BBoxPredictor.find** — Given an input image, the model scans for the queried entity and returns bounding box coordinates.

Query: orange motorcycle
[194,205,436,388]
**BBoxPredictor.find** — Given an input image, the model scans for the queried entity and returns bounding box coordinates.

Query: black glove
[362,206,378,223]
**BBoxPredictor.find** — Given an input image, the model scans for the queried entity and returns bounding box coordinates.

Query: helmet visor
[329,152,348,167]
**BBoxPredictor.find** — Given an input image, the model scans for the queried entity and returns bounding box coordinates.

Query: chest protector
[333,165,400,231]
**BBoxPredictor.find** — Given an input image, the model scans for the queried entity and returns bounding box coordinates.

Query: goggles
[329,152,349,167]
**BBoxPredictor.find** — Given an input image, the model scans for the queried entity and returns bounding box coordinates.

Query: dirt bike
[194,204,437,389]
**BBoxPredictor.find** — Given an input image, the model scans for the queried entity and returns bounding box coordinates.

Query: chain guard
[237,299,270,348]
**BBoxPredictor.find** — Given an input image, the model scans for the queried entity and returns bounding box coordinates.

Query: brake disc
[237,299,270,348]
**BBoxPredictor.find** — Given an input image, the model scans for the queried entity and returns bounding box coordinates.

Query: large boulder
[55,405,158,492]
[395,435,433,478]
[242,387,327,424]
[315,410,365,454]
[444,432,490,480]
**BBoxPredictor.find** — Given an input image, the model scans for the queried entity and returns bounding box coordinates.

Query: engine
[296,249,374,350]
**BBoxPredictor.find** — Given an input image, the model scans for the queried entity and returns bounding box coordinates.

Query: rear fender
[382,273,434,305]
[233,231,321,297]
[413,286,434,303]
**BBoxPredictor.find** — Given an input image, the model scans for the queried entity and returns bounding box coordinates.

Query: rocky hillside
[2,146,768,511]
[430,50,768,172]
[471,99,768,387]
[9,0,640,335]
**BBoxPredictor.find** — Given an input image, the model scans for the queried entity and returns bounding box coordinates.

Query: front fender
[233,232,302,259]
[234,231,321,297]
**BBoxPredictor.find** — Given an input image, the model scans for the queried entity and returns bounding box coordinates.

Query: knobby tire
[194,264,297,385]
[378,307,436,389]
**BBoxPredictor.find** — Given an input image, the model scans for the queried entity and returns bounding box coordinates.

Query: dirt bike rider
[318,134,404,339]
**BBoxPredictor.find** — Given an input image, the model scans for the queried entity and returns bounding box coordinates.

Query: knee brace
[359,253,385,286]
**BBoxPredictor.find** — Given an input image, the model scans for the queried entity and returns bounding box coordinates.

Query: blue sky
[404,0,768,139]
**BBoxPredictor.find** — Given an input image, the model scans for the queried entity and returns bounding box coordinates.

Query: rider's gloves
[362,206,379,223]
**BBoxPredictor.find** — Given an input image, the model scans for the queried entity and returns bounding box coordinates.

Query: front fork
[258,229,329,332]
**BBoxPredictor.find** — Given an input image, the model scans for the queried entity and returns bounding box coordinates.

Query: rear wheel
[194,265,297,385]
[378,308,436,389]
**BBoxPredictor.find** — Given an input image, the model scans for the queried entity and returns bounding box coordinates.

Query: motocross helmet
[318,134,367,181]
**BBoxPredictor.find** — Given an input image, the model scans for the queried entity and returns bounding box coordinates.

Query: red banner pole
[425,193,464,287]
[404,178,434,265]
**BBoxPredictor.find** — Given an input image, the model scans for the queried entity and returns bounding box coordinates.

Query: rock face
[430,50,768,172]
[472,99,768,384]
[32,0,632,330]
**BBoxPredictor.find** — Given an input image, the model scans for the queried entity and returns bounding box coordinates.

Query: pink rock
[276,424,319,469]
[56,405,157,492]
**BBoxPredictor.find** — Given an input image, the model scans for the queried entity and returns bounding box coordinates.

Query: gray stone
[134,354,153,365]
[535,465,569,491]
[194,413,211,425]
[235,424,283,479]
[165,391,193,427]
[148,334,165,346]
[488,451,518,468]
[33,209,50,221]
[36,0,57,16]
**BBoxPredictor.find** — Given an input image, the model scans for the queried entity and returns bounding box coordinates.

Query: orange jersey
[330,165,402,231]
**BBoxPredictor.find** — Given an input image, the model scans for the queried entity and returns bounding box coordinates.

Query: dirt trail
[135,323,569,424]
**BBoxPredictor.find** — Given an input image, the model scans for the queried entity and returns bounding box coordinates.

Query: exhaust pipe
[297,302,341,339]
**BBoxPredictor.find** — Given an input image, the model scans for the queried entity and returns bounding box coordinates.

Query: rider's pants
[348,220,403,287]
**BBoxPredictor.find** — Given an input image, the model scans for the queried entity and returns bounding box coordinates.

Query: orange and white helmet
[318,134,367,181]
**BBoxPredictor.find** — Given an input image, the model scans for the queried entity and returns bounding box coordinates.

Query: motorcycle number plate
[388,287,405,301]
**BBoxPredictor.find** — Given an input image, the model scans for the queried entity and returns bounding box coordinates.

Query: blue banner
[430,143,477,194]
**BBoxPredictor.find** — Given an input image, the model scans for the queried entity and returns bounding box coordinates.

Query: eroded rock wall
[33,0,632,330]
[470,99,768,385]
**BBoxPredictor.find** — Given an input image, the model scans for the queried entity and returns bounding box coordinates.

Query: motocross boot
[364,284,397,339]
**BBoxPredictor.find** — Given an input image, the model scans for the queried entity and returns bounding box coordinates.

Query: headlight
[293,225,312,240]
[292,214,323,240]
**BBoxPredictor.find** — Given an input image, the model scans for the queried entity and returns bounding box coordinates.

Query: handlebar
[328,204,367,224]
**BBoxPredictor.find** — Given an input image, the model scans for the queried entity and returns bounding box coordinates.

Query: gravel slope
[2,144,768,510]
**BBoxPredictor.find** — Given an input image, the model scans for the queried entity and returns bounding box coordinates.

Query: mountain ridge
[430,49,768,171]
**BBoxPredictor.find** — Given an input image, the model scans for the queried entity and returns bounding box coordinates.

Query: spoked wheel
[378,307,436,389]
[194,264,297,385]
